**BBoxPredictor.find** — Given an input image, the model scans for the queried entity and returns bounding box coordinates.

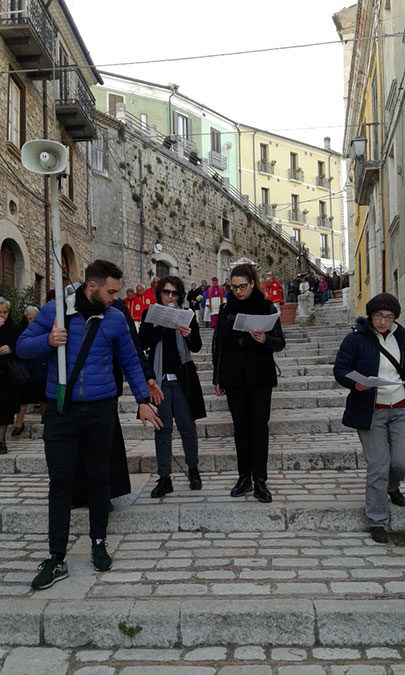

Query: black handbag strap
[364,329,405,380]
[61,315,102,413]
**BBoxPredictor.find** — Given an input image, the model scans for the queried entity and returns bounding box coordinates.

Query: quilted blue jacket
[334,317,405,429]
[16,299,149,403]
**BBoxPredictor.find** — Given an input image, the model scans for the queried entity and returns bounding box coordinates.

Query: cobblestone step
[2,643,405,673]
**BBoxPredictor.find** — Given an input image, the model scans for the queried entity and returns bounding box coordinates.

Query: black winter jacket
[334,316,405,429]
[212,288,285,389]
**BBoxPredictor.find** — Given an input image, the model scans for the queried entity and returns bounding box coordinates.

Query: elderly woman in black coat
[140,275,206,498]
[212,264,285,502]
[0,297,20,454]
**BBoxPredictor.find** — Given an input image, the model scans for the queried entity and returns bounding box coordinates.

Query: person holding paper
[140,276,206,498]
[212,263,285,503]
[334,293,405,544]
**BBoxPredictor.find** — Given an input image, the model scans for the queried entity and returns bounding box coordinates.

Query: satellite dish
[153,243,163,254]
[21,139,68,175]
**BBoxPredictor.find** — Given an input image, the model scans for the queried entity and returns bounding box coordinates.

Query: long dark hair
[156,275,186,306]
[231,264,264,295]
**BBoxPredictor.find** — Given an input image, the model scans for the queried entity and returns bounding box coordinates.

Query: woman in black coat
[140,275,206,498]
[212,264,285,502]
[0,297,20,454]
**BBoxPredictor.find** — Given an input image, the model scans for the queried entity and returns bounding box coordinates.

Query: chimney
[324,136,331,150]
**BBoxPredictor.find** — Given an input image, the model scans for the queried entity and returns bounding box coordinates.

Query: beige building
[0,0,101,302]
[238,125,344,271]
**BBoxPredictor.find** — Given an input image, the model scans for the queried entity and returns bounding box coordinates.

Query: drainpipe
[327,153,335,271]
[168,84,179,135]
[375,0,386,291]
[252,130,257,207]
[42,81,50,295]
[138,147,144,283]
[236,124,242,193]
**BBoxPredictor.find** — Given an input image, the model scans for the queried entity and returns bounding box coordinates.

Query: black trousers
[226,384,272,481]
[43,397,117,557]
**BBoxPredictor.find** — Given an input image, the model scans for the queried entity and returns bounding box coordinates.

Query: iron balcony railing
[257,160,274,174]
[316,176,328,188]
[288,167,304,182]
[57,68,96,126]
[0,0,57,63]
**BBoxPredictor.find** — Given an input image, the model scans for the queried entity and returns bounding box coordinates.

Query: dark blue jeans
[155,378,198,476]
[43,397,117,557]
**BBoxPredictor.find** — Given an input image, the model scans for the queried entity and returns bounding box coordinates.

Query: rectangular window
[293,228,300,242]
[140,113,147,130]
[319,201,327,219]
[108,93,125,117]
[320,234,328,258]
[260,144,268,161]
[222,217,230,240]
[91,128,108,174]
[261,188,269,205]
[318,161,325,177]
[7,75,24,147]
[210,128,221,154]
[60,147,73,201]
[358,252,362,294]
[291,194,298,211]
[175,113,189,139]
[290,152,297,170]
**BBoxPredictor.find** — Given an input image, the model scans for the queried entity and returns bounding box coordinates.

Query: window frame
[7,71,25,149]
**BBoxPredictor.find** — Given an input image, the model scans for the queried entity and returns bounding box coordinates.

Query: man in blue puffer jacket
[17,260,162,590]
[334,293,405,544]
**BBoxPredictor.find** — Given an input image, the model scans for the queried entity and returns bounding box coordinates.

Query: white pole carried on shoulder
[21,140,68,412]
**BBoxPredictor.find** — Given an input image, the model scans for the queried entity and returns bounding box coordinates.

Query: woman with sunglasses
[334,293,405,544]
[140,276,206,498]
[212,264,285,502]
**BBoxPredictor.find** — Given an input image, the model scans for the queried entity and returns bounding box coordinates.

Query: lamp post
[350,136,367,161]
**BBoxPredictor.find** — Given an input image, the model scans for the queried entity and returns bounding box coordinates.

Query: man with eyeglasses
[334,293,405,544]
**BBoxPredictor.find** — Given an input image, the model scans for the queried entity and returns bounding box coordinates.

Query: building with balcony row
[0,0,101,300]
[334,0,405,317]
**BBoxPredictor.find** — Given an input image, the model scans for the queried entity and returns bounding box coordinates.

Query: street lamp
[350,136,367,160]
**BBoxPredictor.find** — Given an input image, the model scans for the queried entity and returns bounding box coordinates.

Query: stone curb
[1,598,405,648]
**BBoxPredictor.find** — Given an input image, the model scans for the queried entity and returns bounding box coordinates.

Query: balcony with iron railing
[289,209,306,223]
[0,0,57,77]
[56,68,97,141]
[288,167,304,182]
[320,247,329,259]
[317,215,332,228]
[209,150,227,171]
[257,160,274,174]
[316,175,328,188]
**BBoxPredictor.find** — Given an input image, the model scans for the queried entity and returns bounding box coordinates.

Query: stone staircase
[1,319,405,657]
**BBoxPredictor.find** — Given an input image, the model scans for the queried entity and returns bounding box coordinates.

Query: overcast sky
[66,0,348,152]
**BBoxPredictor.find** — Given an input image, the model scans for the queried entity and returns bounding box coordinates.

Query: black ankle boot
[151,475,173,498]
[231,475,253,497]
[0,441,7,455]
[253,479,272,503]
[188,466,202,490]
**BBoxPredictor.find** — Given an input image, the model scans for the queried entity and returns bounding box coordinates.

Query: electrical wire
[0,31,403,77]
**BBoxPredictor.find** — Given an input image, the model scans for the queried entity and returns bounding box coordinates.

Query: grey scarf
[153,330,192,387]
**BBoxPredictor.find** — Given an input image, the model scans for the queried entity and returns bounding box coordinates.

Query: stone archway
[0,220,31,289]
[151,250,178,280]
[218,245,234,284]
[61,243,79,286]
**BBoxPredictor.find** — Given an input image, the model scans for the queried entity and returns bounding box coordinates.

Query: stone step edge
[2,501,405,534]
[1,597,404,649]
[1,445,364,474]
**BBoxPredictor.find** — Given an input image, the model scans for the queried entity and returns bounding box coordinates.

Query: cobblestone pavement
[1,644,405,673]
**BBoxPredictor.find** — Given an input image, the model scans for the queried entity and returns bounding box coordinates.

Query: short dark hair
[231,264,263,295]
[85,260,123,285]
[156,275,185,306]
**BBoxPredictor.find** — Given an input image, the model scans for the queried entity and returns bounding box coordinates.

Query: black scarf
[74,284,106,321]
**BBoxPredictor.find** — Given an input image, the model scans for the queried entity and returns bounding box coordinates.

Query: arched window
[156,261,169,278]
[0,241,15,288]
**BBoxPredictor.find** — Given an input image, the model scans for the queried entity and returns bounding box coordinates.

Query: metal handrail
[0,0,57,62]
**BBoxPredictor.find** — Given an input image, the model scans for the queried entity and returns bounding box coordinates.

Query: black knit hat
[366,293,401,318]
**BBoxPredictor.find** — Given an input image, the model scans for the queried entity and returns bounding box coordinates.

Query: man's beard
[89,288,109,312]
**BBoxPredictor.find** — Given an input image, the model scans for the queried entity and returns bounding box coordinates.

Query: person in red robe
[144,277,159,308]
[262,272,284,309]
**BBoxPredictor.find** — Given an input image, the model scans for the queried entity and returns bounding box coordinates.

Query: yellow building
[238,125,344,271]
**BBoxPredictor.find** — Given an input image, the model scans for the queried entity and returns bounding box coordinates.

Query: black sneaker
[188,466,202,490]
[91,539,112,571]
[31,554,68,590]
[151,475,173,498]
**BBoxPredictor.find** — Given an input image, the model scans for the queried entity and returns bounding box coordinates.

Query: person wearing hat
[206,277,225,328]
[334,293,405,544]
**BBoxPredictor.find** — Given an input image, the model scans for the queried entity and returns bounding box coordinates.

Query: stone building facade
[0,0,101,303]
[91,113,320,290]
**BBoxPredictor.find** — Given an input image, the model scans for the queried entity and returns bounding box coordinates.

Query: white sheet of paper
[346,370,405,387]
[145,304,194,329]
[233,311,280,333]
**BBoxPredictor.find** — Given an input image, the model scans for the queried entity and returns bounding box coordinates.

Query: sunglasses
[161,289,179,297]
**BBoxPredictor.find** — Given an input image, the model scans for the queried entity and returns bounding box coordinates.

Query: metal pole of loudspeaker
[21,140,68,412]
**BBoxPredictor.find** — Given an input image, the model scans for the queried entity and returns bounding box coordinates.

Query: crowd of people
[1,258,403,589]
[287,270,349,306]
